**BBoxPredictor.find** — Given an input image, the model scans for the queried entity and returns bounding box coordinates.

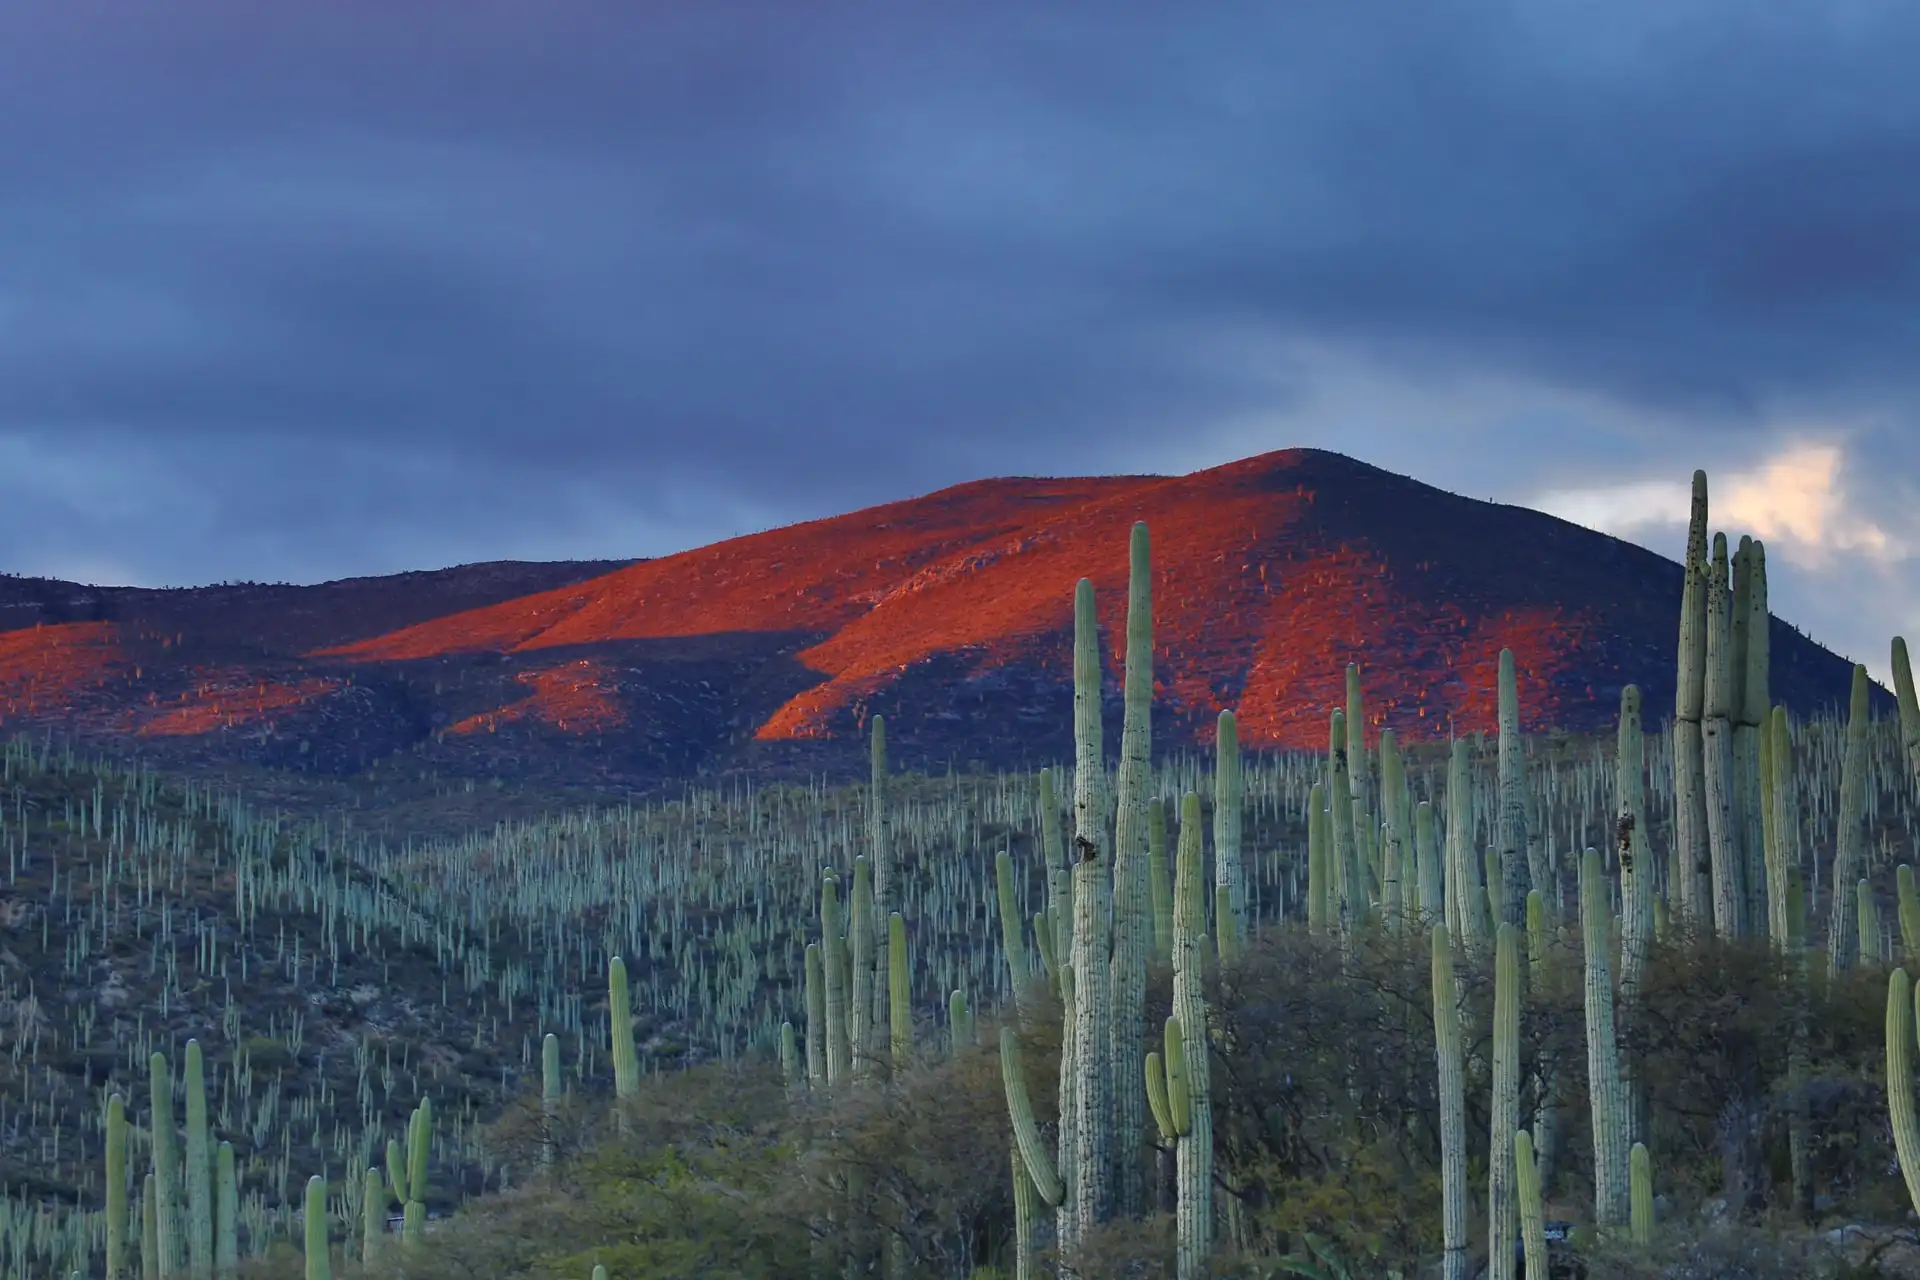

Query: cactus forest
[8,469,1920,1278]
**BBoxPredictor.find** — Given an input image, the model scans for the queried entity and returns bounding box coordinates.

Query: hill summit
[0,449,1868,785]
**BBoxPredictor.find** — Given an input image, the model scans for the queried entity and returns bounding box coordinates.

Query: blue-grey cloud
[0,0,1917,626]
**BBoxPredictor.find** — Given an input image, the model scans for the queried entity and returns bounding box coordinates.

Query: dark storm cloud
[0,0,1917,585]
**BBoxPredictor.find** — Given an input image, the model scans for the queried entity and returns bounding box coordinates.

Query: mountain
[0,449,1875,788]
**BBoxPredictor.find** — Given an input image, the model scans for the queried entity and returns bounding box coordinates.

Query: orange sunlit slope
[312,450,1683,751]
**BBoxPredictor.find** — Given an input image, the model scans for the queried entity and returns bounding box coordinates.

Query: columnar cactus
[889,913,910,1070]
[1172,791,1213,1280]
[1306,784,1329,935]
[1150,797,1174,963]
[1885,967,1920,1215]
[302,1175,329,1280]
[1380,728,1412,931]
[850,856,875,1080]
[1861,880,1885,964]
[1446,739,1484,948]
[1415,800,1443,926]
[150,1052,180,1279]
[1737,539,1772,936]
[1767,706,1798,951]
[107,1093,128,1280]
[1495,649,1528,929]
[1214,708,1247,956]
[1703,532,1744,937]
[1616,685,1652,1151]
[821,873,850,1083]
[1525,889,1560,1191]
[609,956,639,1099]
[1065,575,1114,1244]
[804,943,827,1085]
[1672,469,1712,924]
[184,1041,212,1280]
[1011,1144,1038,1280]
[143,1173,158,1280]
[1630,1142,1655,1245]
[361,1169,383,1267]
[1329,710,1359,938]
[1488,923,1521,1280]
[1346,663,1371,851]
[1581,848,1630,1226]
[215,1143,236,1276]
[949,989,973,1052]
[1144,1018,1182,1214]
[1514,1128,1548,1280]
[401,1098,431,1246]
[1895,637,1920,794]
[1830,665,1872,975]
[1111,523,1155,1218]
[542,1033,563,1163]
[1431,924,1469,1280]
[1038,768,1073,999]
[1899,867,1920,964]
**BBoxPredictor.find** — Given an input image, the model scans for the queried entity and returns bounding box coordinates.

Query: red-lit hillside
[0,451,1876,785]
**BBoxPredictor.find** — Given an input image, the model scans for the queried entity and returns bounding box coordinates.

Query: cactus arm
[999,1026,1065,1207]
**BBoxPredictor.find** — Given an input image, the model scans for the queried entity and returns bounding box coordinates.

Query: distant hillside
[0,450,1879,787]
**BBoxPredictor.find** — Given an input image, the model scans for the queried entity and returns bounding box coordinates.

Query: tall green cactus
[107,1092,129,1280]
[996,849,1032,1021]
[543,1032,563,1164]
[1149,797,1174,963]
[1616,684,1652,1153]
[1861,880,1885,964]
[1581,848,1629,1226]
[303,1175,329,1280]
[1495,649,1529,930]
[1011,1143,1039,1280]
[1885,967,1920,1214]
[1215,708,1246,952]
[1446,739,1485,948]
[1111,522,1155,1218]
[1831,665,1872,975]
[402,1098,431,1246]
[1432,925,1468,1280]
[143,1173,158,1280]
[804,943,826,1086]
[1488,923,1520,1280]
[150,1052,179,1280]
[821,872,850,1083]
[1172,792,1213,1280]
[1736,539,1772,937]
[214,1142,237,1277]
[1306,784,1329,935]
[1704,532,1744,937]
[362,1168,383,1268]
[1346,663,1372,856]
[1514,1128,1548,1280]
[1630,1143,1655,1245]
[1414,800,1442,926]
[184,1040,212,1280]
[1899,867,1920,965]
[889,913,910,1071]
[1673,469,1712,925]
[1894,637,1920,795]
[1330,710,1359,939]
[609,956,638,1100]
[850,856,875,1081]
[1065,575,1113,1245]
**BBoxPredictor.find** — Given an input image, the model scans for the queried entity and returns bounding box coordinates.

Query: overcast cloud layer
[1,1,1916,679]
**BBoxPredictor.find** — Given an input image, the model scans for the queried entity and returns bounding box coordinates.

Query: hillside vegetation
[11,469,1920,1278]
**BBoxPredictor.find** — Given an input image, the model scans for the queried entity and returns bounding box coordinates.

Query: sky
[1,2,1916,681]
